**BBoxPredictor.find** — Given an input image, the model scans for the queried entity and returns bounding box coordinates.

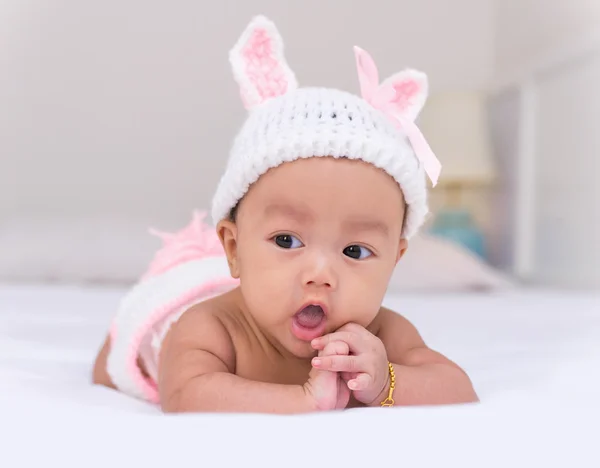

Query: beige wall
[0,0,494,228]
[491,0,600,288]
[494,0,600,81]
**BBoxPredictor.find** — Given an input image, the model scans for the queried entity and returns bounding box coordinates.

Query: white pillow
[0,216,512,291]
[388,234,513,292]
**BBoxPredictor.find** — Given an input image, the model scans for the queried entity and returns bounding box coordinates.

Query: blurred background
[1,0,599,291]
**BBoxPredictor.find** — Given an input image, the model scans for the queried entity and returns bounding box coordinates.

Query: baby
[92,15,478,413]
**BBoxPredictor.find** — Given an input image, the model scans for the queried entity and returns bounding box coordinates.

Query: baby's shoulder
[161,290,244,371]
[372,305,425,349]
[176,289,242,328]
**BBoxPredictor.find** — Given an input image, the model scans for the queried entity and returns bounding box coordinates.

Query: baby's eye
[343,245,373,260]
[274,234,304,249]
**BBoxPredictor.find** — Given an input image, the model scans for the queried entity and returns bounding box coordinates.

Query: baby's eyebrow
[263,203,313,222]
[343,218,390,237]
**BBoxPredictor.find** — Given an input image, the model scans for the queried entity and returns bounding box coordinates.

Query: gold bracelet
[380,362,396,407]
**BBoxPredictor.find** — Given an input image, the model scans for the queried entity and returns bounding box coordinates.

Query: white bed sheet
[1,283,599,467]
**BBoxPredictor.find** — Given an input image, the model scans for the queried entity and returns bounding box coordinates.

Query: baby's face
[218,157,407,358]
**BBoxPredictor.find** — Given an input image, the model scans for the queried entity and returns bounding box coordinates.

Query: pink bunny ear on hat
[354,46,440,186]
[229,15,298,110]
[381,69,428,122]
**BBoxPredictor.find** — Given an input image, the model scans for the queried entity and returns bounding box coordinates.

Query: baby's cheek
[348,303,381,328]
[239,267,292,323]
[337,279,382,326]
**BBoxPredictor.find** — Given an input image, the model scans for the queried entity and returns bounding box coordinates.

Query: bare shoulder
[158,291,241,409]
[160,292,241,372]
[375,306,460,368]
[373,306,425,349]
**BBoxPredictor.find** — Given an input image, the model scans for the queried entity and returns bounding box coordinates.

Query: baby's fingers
[347,373,372,391]
[311,331,361,352]
[312,354,363,373]
[320,341,349,358]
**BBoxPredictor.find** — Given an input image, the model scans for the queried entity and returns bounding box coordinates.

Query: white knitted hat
[211,15,442,239]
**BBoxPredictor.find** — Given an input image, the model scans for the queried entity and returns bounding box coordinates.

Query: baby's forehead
[260,157,405,198]
[233,156,406,230]
[249,197,403,241]
[262,156,401,183]
[258,177,404,216]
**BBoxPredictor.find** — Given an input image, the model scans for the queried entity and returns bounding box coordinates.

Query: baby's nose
[303,253,337,290]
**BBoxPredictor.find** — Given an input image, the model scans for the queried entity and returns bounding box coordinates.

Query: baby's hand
[303,341,351,411]
[311,323,390,406]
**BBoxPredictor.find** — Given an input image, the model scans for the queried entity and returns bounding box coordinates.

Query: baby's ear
[216,219,240,278]
[395,238,408,264]
[229,15,298,110]
[381,69,428,122]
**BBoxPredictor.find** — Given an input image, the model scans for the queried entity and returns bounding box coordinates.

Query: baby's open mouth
[294,305,325,328]
[291,304,327,341]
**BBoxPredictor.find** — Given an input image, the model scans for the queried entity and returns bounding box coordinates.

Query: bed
[1,282,598,467]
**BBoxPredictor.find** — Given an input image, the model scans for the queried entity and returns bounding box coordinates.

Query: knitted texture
[143,211,224,280]
[106,214,240,402]
[106,257,239,402]
[210,15,439,239]
[212,87,428,239]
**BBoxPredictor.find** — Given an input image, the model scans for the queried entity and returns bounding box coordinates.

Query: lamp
[418,91,495,259]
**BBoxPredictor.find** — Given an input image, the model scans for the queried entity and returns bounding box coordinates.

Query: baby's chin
[282,337,319,360]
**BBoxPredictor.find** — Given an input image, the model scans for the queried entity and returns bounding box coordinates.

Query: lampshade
[418,91,495,185]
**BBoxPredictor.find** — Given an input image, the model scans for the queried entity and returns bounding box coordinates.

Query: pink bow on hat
[354,46,442,186]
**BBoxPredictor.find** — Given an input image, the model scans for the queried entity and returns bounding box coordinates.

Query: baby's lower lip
[291,308,327,342]
[291,317,327,341]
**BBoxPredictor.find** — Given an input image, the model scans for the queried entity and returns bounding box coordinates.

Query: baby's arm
[159,306,313,414]
[92,335,117,389]
[375,307,478,406]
